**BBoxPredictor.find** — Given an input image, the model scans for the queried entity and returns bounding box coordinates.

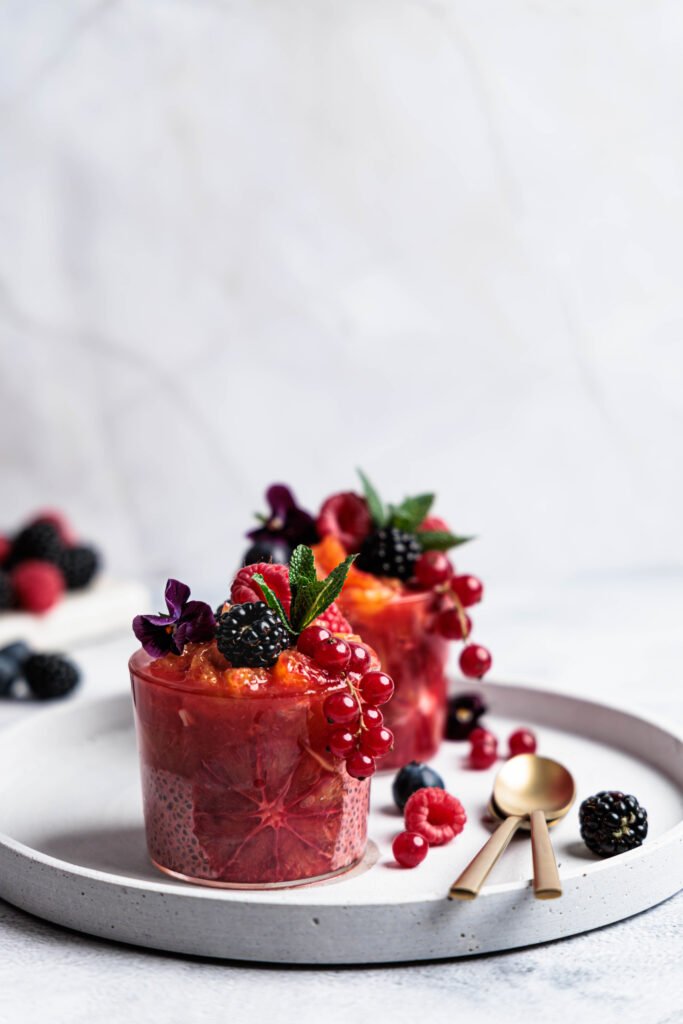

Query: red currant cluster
[413,552,492,680]
[392,786,467,868]
[468,726,537,770]
[297,624,395,780]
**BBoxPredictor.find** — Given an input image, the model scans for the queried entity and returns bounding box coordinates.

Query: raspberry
[418,516,450,533]
[0,571,13,611]
[216,601,292,668]
[59,545,100,590]
[404,787,467,846]
[230,563,291,615]
[24,653,80,699]
[314,601,352,634]
[392,831,428,868]
[11,561,64,613]
[316,492,373,552]
[0,536,11,567]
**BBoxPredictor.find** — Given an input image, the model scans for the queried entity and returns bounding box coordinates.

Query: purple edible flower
[247,483,318,548]
[132,579,216,658]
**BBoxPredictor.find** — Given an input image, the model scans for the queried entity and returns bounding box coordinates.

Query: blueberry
[242,538,292,566]
[392,761,445,812]
[445,692,487,740]
[0,652,20,696]
[0,641,32,668]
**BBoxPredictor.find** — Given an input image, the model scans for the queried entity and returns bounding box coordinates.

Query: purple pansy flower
[132,579,216,658]
[248,484,318,548]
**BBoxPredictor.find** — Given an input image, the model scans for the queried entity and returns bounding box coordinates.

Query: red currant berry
[359,670,395,706]
[469,727,497,747]
[469,742,498,770]
[451,575,484,607]
[436,607,472,640]
[314,636,351,671]
[508,728,537,757]
[297,625,331,657]
[360,725,394,757]
[327,727,357,758]
[459,644,492,679]
[414,551,453,588]
[345,751,376,780]
[348,641,372,674]
[392,831,428,868]
[362,706,383,729]
[323,691,359,725]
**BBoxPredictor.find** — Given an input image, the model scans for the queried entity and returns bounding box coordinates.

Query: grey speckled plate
[0,683,681,964]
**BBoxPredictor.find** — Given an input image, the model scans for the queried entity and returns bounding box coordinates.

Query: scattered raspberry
[10,560,65,613]
[0,536,11,567]
[404,787,467,846]
[316,492,373,552]
[230,563,291,615]
[315,601,352,634]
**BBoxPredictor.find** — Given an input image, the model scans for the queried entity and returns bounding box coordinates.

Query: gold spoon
[448,754,575,901]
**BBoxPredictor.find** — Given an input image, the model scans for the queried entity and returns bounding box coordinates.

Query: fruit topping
[392,831,428,868]
[359,670,395,706]
[436,607,472,640]
[359,725,394,757]
[216,602,292,669]
[459,644,492,679]
[231,562,291,615]
[11,560,64,614]
[451,575,484,607]
[508,728,537,757]
[348,641,372,674]
[579,791,648,857]
[445,693,487,740]
[133,578,216,658]
[404,787,467,846]
[323,691,360,726]
[357,526,422,582]
[24,652,80,700]
[345,751,376,780]
[414,551,453,588]
[392,761,445,811]
[314,601,352,634]
[297,624,331,657]
[313,636,352,671]
[317,492,373,552]
[326,728,357,758]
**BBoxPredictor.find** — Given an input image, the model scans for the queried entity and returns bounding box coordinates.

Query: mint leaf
[289,544,316,591]
[297,554,357,631]
[357,469,386,528]
[390,493,435,533]
[252,574,296,633]
[418,530,474,552]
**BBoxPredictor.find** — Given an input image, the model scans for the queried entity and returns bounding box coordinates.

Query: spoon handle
[448,815,523,900]
[530,809,562,899]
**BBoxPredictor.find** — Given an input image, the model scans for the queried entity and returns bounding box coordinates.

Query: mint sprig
[255,545,356,636]
[357,469,472,552]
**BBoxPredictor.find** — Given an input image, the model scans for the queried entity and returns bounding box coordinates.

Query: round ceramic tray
[0,682,681,964]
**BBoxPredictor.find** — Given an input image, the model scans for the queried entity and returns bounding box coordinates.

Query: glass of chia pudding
[130,547,394,888]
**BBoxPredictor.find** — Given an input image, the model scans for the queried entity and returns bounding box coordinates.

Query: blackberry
[356,527,422,581]
[0,570,13,610]
[579,791,648,858]
[216,601,292,668]
[8,521,63,567]
[445,693,487,740]
[24,653,80,700]
[60,545,100,590]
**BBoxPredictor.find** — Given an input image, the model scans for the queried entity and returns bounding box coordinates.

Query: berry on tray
[392,761,445,812]
[392,831,429,868]
[508,728,537,757]
[445,693,487,740]
[579,791,648,857]
[24,653,80,700]
[8,521,63,567]
[403,787,467,846]
[59,545,100,590]
[11,560,64,613]
[469,742,498,770]
[216,602,292,669]
[0,570,13,610]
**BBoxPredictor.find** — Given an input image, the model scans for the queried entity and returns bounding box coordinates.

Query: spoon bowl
[494,754,575,820]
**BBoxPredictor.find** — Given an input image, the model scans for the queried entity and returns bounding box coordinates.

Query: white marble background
[0,2,682,1021]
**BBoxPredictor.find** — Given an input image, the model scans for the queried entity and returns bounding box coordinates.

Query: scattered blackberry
[579,791,648,858]
[445,693,487,740]
[216,601,292,668]
[0,570,13,610]
[392,761,445,812]
[59,545,100,590]
[356,527,422,581]
[24,653,80,700]
[8,521,63,567]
